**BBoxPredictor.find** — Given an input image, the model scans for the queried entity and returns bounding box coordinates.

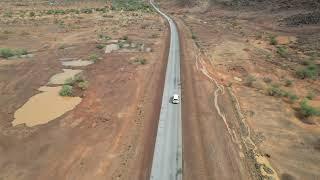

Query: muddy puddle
[12,86,82,127]
[62,60,93,67]
[49,69,82,85]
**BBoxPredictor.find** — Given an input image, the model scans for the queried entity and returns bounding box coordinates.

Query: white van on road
[172,94,180,104]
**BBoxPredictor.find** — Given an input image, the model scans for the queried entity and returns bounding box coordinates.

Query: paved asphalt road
[149,1,182,180]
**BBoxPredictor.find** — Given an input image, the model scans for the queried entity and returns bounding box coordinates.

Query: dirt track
[177,18,252,180]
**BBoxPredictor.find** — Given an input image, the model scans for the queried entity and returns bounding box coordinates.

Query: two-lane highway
[149,1,182,180]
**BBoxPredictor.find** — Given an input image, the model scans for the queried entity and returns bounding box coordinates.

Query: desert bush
[191,32,197,40]
[98,34,111,40]
[296,63,319,79]
[112,0,153,12]
[263,77,272,83]
[59,85,73,96]
[3,11,13,18]
[96,44,106,49]
[269,35,278,45]
[0,48,15,58]
[301,60,312,66]
[134,58,147,65]
[29,11,35,17]
[78,81,89,90]
[284,79,293,87]
[0,48,28,58]
[244,75,256,87]
[306,91,315,100]
[283,91,298,102]
[276,46,288,58]
[299,100,320,117]
[80,8,93,14]
[267,85,284,97]
[122,35,128,41]
[89,54,99,62]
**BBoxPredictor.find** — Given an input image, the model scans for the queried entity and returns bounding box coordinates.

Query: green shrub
[59,85,73,96]
[283,91,298,102]
[89,54,99,62]
[80,8,93,14]
[276,46,288,58]
[244,75,256,87]
[263,77,272,83]
[112,0,153,12]
[64,77,76,86]
[267,85,284,97]
[191,32,197,40]
[78,81,89,90]
[0,48,28,58]
[29,11,35,17]
[301,60,312,66]
[284,79,293,87]
[15,49,28,57]
[296,63,319,79]
[122,35,128,41]
[269,35,278,45]
[134,58,147,65]
[98,34,111,40]
[0,48,15,58]
[306,91,315,100]
[96,44,106,49]
[299,100,320,117]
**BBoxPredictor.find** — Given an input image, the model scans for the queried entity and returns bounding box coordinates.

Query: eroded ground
[0,1,167,179]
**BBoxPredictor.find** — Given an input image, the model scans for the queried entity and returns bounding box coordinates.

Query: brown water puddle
[12,86,82,127]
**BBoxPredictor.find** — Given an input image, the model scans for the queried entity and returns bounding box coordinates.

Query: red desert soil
[159,0,320,179]
[0,2,168,179]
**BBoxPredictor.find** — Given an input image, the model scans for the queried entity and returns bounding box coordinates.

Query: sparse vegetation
[78,81,89,90]
[29,11,35,17]
[306,91,315,100]
[299,100,320,117]
[112,0,153,12]
[267,85,284,97]
[134,58,147,65]
[59,85,73,96]
[267,85,298,102]
[89,54,99,62]
[191,32,197,40]
[0,48,28,59]
[284,79,293,87]
[269,35,278,45]
[244,75,256,87]
[296,63,319,79]
[98,34,111,40]
[64,74,88,91]
[276,46,288,58]
[122,35,128,41]
[96,44,106,49]
[263,77,272,83]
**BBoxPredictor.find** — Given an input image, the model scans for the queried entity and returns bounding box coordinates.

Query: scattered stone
[105,44,119,54]
[234,77,243,82]
[145,47,152,52]
[130,43,137,48]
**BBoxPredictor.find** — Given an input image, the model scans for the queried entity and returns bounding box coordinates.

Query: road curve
[149,1,182,180]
